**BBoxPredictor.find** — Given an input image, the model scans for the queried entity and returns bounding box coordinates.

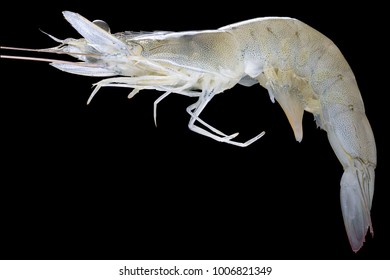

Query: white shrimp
[0,11,376,252]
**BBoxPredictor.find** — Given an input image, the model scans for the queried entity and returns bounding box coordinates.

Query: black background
[1,2,388,259]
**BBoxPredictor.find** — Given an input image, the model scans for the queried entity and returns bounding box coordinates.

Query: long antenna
[1,46,100,57]
[1,46,57,53]
[0,45,101,64]
[0,54,80,65]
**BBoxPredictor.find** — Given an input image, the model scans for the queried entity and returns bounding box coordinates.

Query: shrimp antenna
[0,54,77,65]
[0,45,101,64]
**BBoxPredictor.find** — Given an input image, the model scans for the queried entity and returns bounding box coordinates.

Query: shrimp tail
[340,161,375,252]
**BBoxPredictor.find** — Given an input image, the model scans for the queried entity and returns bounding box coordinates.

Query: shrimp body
[0,12,376,252]
[224,19,377,252]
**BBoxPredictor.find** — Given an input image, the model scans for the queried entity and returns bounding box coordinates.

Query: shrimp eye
[93,20,111,33]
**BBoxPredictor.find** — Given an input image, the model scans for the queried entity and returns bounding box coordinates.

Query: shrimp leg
[187,91,265,147]
[153,91,172,126]
[186,102,233,138]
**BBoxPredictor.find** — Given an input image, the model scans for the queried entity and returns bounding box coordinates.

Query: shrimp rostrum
[0,11,377,252]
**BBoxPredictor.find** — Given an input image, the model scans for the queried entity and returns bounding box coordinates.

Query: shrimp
[0,11,376,252]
